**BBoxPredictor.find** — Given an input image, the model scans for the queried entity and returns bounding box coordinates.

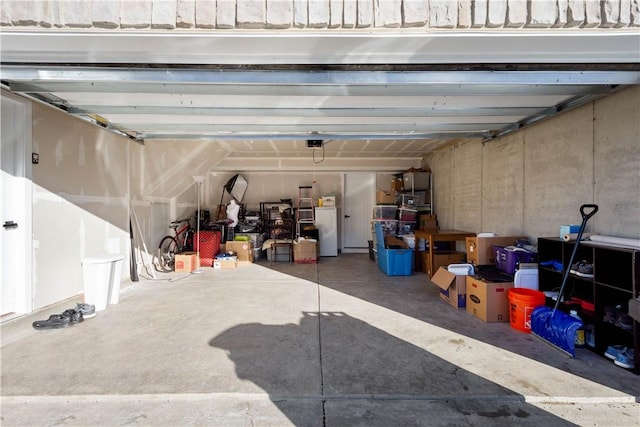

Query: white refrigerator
[315,207,338,256]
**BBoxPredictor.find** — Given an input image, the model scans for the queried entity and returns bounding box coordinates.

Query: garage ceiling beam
[139,132,487,141]
[63,106,561,118]
[130,122,508,133]
[3,66,639,86]
[7,82,619,97]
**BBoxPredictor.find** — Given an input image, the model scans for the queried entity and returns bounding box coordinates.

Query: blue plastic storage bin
[376,245,413,275]
[374,222,414,276]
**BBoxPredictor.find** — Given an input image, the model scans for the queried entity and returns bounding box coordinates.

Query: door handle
[3,221,18,230]
[344,215,350,218]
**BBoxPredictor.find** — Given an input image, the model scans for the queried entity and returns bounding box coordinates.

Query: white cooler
[514,268,539,290]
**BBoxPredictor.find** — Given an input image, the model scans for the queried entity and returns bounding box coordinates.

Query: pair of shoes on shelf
[31,303,95,330]
[616,314,634,331]
[603,305,620,324]
[570,260,594,278]
[605,345,636,369]
[603,305,634,330]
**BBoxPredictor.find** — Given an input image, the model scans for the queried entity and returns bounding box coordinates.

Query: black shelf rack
[537,237,639,374]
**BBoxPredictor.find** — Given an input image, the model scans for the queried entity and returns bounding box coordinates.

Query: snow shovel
[530,204,598,357]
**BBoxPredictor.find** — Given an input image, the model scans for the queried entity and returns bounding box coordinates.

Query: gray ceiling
[1,32,639,158]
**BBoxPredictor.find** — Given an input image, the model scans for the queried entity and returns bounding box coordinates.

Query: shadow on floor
[209,311,575,426]
[258,254,640,399]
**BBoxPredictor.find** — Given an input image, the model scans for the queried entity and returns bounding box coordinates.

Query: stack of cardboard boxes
[432,235,526,323]
[214,240,255,268]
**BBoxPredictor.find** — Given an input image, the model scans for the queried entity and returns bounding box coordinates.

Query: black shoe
[74,303,96,319]
[570,260,594,278]
[32,309,83,330]
[32,314,72,330]
[616,313,634,331]
[61,309,84,324]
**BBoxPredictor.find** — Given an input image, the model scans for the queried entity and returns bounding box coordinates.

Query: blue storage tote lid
[374,221,385,248]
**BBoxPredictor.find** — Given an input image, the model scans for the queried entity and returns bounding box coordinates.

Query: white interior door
[1,93,32,316]
[342,173,375,253]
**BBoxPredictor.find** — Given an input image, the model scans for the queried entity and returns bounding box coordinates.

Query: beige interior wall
[428,86,640,241]
[593,87,640,237]
[31,103,131,309]
[452,141,482,233]
[139,139,228,201]
[430,147,455,229]
[481,132,525,236]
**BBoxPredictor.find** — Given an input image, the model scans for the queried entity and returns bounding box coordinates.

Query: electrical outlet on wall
[32,153,39,164]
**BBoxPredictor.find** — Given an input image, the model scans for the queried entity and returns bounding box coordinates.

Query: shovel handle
[580,204,598,222]
[551,204,598,315]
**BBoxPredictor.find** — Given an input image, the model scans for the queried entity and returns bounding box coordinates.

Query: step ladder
[296,186,315,238]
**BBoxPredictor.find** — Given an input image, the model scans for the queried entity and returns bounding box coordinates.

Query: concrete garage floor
[1,254,638,426]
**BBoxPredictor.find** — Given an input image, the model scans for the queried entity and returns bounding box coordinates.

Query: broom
[530,204,598,357]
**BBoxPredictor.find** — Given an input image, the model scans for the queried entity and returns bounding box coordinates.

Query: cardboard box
[294,239,318,264]
[225,241,254,263]
[174,252,199,272]
[376,190,395,204]
[425,251,466,278]
[213,256,238,269]
[431,267,467,309]
[465,276,514,322]
[465,236,525,265]
[234,233,263,248]
[419,214,438,231]
[383,236,409,249]
[391,177,404,192]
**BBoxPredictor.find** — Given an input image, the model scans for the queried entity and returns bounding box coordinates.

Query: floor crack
[316,267,327,427]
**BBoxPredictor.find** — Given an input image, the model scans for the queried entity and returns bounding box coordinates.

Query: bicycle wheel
[157,236,179,272]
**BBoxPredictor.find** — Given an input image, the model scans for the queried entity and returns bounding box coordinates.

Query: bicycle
[156,217,195,272]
